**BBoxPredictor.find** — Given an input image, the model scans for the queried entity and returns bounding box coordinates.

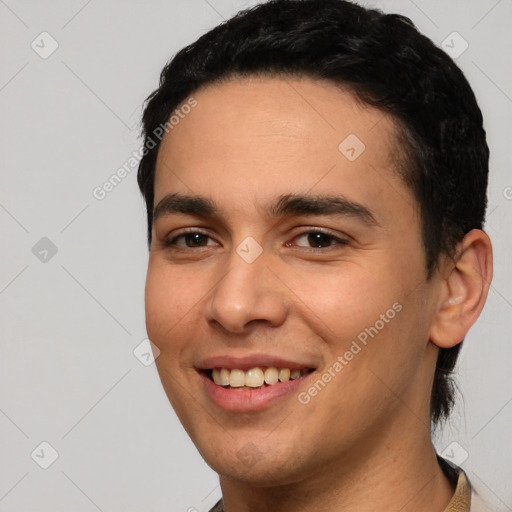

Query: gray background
[0,0,510,511]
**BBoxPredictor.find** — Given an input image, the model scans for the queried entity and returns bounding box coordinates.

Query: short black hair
[137,0,489,427]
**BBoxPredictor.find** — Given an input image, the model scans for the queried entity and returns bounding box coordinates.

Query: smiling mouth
[202,366,315,390]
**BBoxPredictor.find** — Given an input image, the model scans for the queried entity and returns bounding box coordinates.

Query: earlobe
[430,229,493,349]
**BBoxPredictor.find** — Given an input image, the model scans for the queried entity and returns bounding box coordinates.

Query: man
[136,1,493,510]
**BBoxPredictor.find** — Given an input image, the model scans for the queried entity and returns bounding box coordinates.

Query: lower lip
[199,371,313,412]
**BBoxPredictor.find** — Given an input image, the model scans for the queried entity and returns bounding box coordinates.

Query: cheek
[288,260,427,392]
[144,261,202,347]
[321,285,432,423]
[281,260,404,342]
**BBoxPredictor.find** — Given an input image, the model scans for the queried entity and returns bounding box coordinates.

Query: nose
[204,248,288,334]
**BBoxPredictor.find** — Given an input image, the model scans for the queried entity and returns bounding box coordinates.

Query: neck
[219,414,455,512]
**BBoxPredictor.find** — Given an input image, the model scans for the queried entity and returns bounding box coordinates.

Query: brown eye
[182,233,209,247]
[165,230,218,248]
[306,232,335,248]
[292,230,348,249]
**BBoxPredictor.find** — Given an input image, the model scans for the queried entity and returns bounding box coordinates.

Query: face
[145,76,443,486]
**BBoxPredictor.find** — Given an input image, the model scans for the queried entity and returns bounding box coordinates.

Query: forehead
[154,75,408,215]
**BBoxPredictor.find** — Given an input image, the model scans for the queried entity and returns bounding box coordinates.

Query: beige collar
[443,467,472,512]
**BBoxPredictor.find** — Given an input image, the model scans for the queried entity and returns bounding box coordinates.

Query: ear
[429,229,493,349]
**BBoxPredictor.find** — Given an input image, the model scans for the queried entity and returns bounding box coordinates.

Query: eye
[162,228,348,251]
[289,230,349,249]
[165,230,218,248]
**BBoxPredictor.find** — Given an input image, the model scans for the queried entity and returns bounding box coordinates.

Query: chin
[193,432,309,487]
[208,453,300,486]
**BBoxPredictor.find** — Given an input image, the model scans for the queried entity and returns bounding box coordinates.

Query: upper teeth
[212,367,307,388]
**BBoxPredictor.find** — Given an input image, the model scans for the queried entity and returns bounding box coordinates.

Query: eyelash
[163,228,349,251]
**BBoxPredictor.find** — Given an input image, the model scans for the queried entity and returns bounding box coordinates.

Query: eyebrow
[153,192,378,226]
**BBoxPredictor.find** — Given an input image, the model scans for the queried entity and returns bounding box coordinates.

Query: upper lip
[196,354,317,371]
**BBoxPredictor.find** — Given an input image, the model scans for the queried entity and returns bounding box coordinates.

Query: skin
[144,75,492,512]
